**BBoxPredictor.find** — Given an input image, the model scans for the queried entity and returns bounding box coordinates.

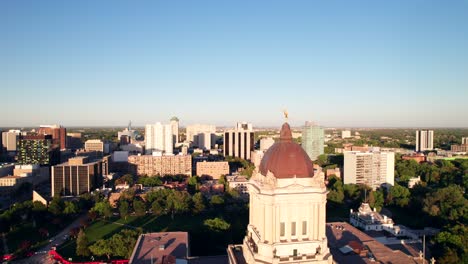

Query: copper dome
[259,123,314,178]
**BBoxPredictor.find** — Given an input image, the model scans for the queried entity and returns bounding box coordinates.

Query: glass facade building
[301,121,324,161]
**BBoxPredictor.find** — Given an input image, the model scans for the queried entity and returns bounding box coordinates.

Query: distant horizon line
[1,125,468,130]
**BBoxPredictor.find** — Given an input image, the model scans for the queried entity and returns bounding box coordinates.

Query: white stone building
[228,122,333,264]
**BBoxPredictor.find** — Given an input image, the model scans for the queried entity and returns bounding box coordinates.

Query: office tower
[38,125,67,150]
[186,124,216,150]
[170,117,179,145]
[66,133,83,150]
[462,137,468,145]
[301,121,324,161]
[51,156,105,197]
[17,135,60,165]
[223,122,254,160]
[415,130,434,152]
[227,122,333,264]
[128,154,192,176]
[145,123,173,155]
[344,151,395,189]
[2,130,20,152]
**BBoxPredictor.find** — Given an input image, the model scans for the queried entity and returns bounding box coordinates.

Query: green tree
[133,199,146,217]
[76,229,90,257]
[389,184,411,207]
[192,192,206,214]
[316,154,328,166]
[166,191,191,218]
[63,201,79,215]
[115,174,134,186]
[204,217,231,232]
[151,200,164,216]
[433,225,468,264]
[89,239,113,260]
[187,176,199,194]
[48,197,64,216]
[92,201,113,219]
[210,195,225,207]
[423,185,467,223]
[119,200,130,220]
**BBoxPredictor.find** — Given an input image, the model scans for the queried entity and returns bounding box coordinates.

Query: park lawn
[57,211,248,261]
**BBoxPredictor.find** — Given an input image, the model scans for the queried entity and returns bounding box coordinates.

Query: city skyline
[2,1,468,127]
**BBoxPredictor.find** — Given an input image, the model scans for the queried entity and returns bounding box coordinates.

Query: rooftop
[327,222,424,264]
[130,232,189,264]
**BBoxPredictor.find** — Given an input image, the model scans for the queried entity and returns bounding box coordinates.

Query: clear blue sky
[1,0,468,128]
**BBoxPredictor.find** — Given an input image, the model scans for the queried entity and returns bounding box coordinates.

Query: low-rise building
[450,144,468,153]
[84,139,104,153]
[129,232,189,264]
[408,176,422,189]
[128,154,192,176]
[402,153,426,163]
[325,167,341,178]
[226,175,249,195]
[0,175,32,193]
[350,203,394,232]
[196,161,229,179]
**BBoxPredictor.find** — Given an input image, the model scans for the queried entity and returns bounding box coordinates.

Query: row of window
[280,221,307,237]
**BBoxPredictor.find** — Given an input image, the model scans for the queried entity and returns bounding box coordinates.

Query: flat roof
[130,232,189,264]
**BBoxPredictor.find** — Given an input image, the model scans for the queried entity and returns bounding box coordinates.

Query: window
[291,222,296,236]
[302,221,307,235]
[293,249,298,256]
[280,222,285,236]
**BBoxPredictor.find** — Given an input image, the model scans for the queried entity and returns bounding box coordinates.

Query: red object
[260,123,315,178]
[2,254,15,261]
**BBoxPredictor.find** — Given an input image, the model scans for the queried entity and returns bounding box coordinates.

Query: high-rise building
[170,117,180,145]
[223,122,254,160]
[462,137,468,145]
[17,135,60,165]
[186,124,216,150]
[415,130,434,152]
[38,125,67,150]
[227,122,333,264]
[344,151,395,189]
[145,122,173,155]
[301,121,324,161]
[341,130,352,139]
[51,156,106,197]
[128,154,192,176]
[66,133,83,150]
[2,130,20,152]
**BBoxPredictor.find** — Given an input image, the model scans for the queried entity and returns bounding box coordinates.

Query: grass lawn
[57,211,248,261]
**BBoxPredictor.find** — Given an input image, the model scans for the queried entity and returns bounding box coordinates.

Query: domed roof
[259,123,314,178]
